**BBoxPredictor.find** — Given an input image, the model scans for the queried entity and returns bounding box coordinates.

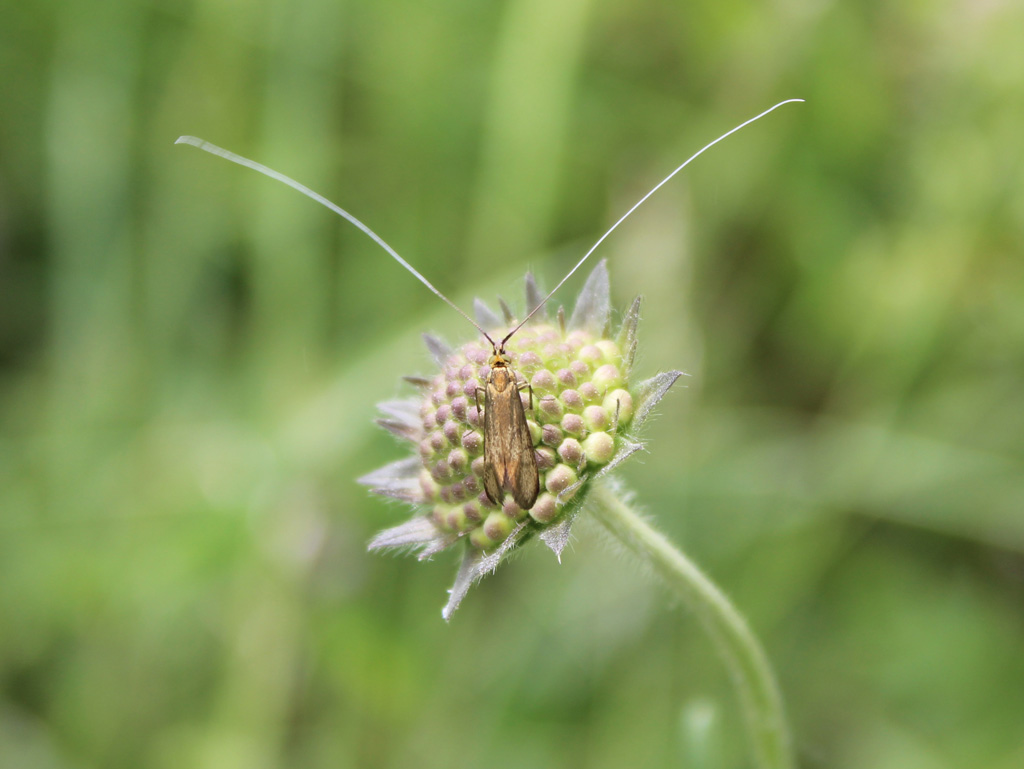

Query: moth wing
[511,441,540,509]
[506,384,539,509]
[482,459,503,505]
[482,383,505,505]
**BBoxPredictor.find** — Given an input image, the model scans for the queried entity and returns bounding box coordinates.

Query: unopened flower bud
[364,264,683,617]
[603,389,634,426]
[582,431,615,465]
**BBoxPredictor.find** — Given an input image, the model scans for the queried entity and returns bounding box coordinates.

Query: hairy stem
[588,481,793,769]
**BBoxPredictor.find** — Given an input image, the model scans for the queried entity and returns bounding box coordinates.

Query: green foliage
[2,0,1023,767]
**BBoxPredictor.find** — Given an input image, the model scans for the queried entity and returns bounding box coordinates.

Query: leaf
[375,399,422,442]
[358,456,421,486]
[402,375,433,388]
[524,272,546,323]
[593,439,644,480]
[633,371,685,430]
[568,260,610,333]
[367,516,456,560]
[422,334,452,368]
[442,520,531,620]
[539,515,575,561]
[617,296,642,377]
[473,298,503,330]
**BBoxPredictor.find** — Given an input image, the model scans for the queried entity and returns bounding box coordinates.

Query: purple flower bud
[463,500,483,522]
[528,492,559,524]
[561,413,585,436]
[502,499,525,520]
[545,465,578,496]
[518,350,543,370]
[445,507,468,532]
[560,389,583,411]
[448,448,469,473]
[579,382,600,402]
[538,395,563,420]
[556,367,577,388]
[443,419,461,444]
[530,368,558,394]
[542,423,563,447]
[451,395,468,420]
[430,430,447,452]
[535,446,557,470]
[558,437,584,465]
[461,429,483,455]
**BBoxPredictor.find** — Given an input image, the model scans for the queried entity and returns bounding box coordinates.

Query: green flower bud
[579,344,603,366]
[483,511,515,542]
[582,431,615,465]
[596,340,621,363]
[603,389,634,426]
[545,464,579,497]
[528,492,559,524]
[592,364,624,392]
[469,527,496,550]
[583,404,610,432]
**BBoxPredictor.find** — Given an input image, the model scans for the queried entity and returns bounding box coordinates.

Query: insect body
[175,99,801,512]
[479,349,539,509]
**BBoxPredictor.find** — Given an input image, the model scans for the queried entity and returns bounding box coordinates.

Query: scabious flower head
[361,262,682,619]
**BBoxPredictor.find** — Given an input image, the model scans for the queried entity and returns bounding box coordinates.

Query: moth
[176,99,801,510]
[479,344,538,509]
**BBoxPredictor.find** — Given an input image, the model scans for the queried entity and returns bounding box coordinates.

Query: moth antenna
[501,98,804,347]
[174,135,498,349]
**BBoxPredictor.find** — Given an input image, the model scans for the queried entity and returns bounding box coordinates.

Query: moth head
[488,348,512,369]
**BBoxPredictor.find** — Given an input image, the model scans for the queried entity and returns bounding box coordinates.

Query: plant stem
[588,481,794,769]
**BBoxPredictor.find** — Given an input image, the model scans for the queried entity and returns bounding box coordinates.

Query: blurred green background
[2,0,1023,767]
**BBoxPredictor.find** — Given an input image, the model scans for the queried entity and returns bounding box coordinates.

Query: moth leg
[515,380,535,411]
[463,386,486,439]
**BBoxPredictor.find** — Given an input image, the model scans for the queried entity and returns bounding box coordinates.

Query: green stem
[588,481,793,769]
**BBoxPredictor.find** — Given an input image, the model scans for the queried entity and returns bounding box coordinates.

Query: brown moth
[175,99,801,511]
[478,348,539,509]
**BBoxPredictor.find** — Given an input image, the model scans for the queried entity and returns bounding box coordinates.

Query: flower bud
[558,437,585,466]
[582,431,615,465]
[582,405,610,432]
[364,264,683,617]
[603,389,634,426]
